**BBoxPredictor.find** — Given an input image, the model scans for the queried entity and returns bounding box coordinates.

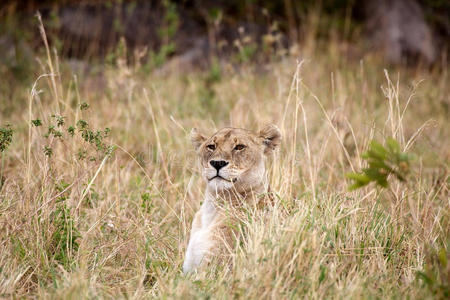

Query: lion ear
[259,124,281,154]
[190,128,207,151]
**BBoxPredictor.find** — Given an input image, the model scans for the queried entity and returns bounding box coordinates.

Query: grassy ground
[0,26,449,299]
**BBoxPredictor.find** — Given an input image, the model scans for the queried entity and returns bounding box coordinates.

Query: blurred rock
[2,0,445,68]
[53,3,284,69]
[364,0,437,64]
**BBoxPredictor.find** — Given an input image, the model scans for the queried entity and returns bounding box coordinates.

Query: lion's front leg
[183,210,215,273]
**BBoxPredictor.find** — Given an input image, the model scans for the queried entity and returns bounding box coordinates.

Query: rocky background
[1,0,449,92]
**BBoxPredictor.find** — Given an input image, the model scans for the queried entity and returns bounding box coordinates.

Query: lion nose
[210,160,229,171]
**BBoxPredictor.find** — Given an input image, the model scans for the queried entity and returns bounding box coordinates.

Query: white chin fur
[207,177,233,191]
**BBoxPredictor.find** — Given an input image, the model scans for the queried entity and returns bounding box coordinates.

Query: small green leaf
[31,119,42,127]
[346,173,371,183]
[67,126,75,137]
[44,146,53,157]
[76,120,88,129]
[80,102,90,110]
[386,137,401,153]
[318,265,327,284]
[438,248,448,268]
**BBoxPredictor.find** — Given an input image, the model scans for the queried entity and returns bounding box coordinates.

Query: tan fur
[183,124,281,273]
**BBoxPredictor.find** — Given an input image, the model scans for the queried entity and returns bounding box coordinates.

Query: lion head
[190,124,281,194]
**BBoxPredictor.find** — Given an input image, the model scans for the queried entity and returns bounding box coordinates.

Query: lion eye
[234,144,246,151]
[207,144,216,151]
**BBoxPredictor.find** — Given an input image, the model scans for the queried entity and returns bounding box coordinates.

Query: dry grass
[0,23,449,299]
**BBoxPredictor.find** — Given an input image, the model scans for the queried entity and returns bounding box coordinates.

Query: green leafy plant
[236,43,258,63]
[0,124,13,153]
[48,202,80,270]
[76,120,112,154]
[150,43,176,68]
[53,114,65,127]
[416,246,450,299]
[347,138,411,190]
[31,119,42,127]
[141,192,155,213]
[207,59,222,84]
[35,102,113,160]
[67,126,75,136]
[158,0,179,42]
[0,124,13,190]
[142,0,178,71]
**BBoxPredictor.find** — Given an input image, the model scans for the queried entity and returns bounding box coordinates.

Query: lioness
[183,124,281,273]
